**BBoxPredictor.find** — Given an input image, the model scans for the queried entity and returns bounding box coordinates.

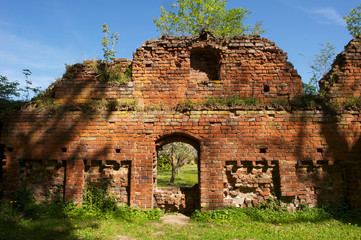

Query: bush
[112,206,163,222]
[345,97,361,109]
[10,185,35,211]
[82,181,119,213]
[290,94,323,108]
[157,156,172,170]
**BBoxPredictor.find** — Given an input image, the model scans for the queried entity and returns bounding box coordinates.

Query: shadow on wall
[1,62,134,204]
[319,105,361,208]
[293,103,361,208]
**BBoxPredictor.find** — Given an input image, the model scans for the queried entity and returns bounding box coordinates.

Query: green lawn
[1,203,361,240]
[157,164,198,187]
[2,181,361,240]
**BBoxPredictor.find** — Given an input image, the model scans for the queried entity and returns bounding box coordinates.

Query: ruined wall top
[37,34,303,109]
[320,37,361,102]
[132,34,302,107]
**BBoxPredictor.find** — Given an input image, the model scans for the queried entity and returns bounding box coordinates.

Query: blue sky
[0,0,358,97]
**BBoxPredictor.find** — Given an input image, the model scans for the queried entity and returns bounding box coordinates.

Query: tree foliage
[158,142,198,184]
[0,75,21,100]
[153,0,252,37]
[0,75,26,119]
[302,42,336,95]
[344,5,361,38]
[101,24,119,62]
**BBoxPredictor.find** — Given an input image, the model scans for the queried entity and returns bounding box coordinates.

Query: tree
[153,0,252,37]
[101,24,119,62]
[302,42,336,95]
[344,5,361,38]
[247,20,266,36]
[0,75,21,100]
[158,142,197,184]
[23,69,41,101]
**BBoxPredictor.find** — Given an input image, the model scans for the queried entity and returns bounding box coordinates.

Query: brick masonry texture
[1,34,361,211]
[320,37,361,103]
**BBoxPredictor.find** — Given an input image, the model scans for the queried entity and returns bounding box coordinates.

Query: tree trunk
[170,165,176,184]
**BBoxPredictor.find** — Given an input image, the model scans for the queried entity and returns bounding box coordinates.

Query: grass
[157,163,198,187]
[2,183,361,240]
[1,202,361,240]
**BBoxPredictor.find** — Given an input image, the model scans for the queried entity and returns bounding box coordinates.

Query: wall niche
[190,48,220,82]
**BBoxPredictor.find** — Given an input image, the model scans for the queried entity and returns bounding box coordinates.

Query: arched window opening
[157,142,198,187]
[190,48,220,81]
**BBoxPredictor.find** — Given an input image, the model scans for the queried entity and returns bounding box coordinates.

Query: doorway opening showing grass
[157,142,198,187]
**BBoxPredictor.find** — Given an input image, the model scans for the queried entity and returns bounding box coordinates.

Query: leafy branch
[102,24,119,62]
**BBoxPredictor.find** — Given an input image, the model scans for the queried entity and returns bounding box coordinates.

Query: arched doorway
[154,133,201,214]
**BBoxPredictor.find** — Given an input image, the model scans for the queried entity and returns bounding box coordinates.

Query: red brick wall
[18,159,65,201]
[132,34,302,108]
[2,109,360,209]
[1,35,361,210]
[320,37,361,102]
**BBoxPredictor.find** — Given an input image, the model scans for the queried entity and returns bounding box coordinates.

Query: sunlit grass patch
[157,163,198,187]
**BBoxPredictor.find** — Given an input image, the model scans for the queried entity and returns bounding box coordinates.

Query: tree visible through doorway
[157,142,198,187]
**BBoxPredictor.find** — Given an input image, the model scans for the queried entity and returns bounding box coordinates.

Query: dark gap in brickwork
[190,48,220,81]
[225,160,237,173]
[241,161,253,174]
[296,160,315,174]
[122,160,132,205]
[61,148,67,153]
[106,160,120,170]
[317,148,324,153]
[224,161,237,186]
[83,159,91,172]
[115,149,121,153]
[7,147,13,152]
[255,160,265,166]
[260,148,267,153]
[263,85,270,92]
[316,160,329,165]
[271,161,281,199]
[300,160,313,166]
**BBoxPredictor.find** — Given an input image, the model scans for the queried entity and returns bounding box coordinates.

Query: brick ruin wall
[1,35,361,211]
[320,37,361,102]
